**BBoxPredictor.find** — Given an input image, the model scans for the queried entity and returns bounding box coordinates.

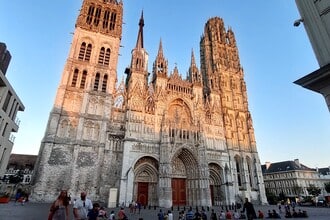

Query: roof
[262,160,315,174]
[7,154,38,170]
[318,167,330,175]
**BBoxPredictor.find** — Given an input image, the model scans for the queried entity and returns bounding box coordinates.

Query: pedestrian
[242,198,257,220]
[48,190,70,220]
[118,207,127,220]
[158,209,164,220]
[109,210,116,220]
[167,210,173,220]
[15,190,22,203]
[186,207,194,220]
[73,191,93,220]
[87,203,100,220]
[210,209,217,220]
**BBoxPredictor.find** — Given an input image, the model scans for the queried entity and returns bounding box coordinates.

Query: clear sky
[1,1,329,168]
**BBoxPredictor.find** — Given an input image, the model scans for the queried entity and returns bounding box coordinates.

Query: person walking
[242,198,257,220]
[73,191,93,220]
[48,190,70,220]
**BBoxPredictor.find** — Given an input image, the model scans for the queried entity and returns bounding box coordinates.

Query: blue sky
[1,1,329,168]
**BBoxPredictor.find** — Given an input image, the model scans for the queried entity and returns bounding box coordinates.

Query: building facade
[262,159,327,199]
[32,0,267,207]
[0,42,25,179]
[294,0,330,111]
[4,154,37,185]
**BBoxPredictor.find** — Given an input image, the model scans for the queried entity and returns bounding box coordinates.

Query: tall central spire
[136,11,144,49]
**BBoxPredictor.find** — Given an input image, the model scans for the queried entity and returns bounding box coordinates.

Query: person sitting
[257,210,264,219]
[284,209,292,218]
[225,209,232,219]
[272,209,281,219]
[98,207,108,219]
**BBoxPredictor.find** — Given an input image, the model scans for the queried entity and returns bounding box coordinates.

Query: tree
[306,184,321,197]
[292,184,303,196]
[265,189,278,205]
[324,182,330,193]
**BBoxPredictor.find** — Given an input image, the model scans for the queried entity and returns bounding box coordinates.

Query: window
[103,10,110,29]
[109,12,117,30]
[85,44,92,61]
[78,43,86,60]
[2,91,12,112]
[80,70,87,89]
[94,73,100,91]
[104,48,110,65]
[102,74,108,92]
[78,42,92,61]
[71,69,79,87]
[98,47,105,64]
[94,7,102,26]
[235,156,242,186]
[98,47,110,66]
[86,5,95,25]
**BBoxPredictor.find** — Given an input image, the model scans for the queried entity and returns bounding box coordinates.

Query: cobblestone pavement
[1,201,330,220]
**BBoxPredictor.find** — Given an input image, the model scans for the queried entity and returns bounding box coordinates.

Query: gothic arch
[171,147,198,178]
[133,156,159,206]
[209,163,225,206]
[134,156,159,182]
[167,98,193,129]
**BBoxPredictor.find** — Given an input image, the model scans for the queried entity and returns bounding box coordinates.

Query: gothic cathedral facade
[32,0,267,207]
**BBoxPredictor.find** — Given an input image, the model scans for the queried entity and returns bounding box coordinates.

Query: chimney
[294,159,301,168]
[265,162,271,170]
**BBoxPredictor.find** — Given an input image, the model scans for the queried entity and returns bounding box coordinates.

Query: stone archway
[171,147,199,206]
[133,156,159,206]
[209,163,225,206]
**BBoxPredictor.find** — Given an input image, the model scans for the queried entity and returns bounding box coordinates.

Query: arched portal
[133,156,159,206]
[171,148,199,206]
[209,163,225,206]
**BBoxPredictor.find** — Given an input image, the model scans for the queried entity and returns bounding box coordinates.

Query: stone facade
[32,0,267,207]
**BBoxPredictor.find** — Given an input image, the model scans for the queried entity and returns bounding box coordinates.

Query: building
[4,154,37,185]
[262,159,326,199]
[294,0,330,111]
[0,42,25,179]
[32,0,267,207]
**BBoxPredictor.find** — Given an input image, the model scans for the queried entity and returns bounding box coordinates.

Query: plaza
[1,201,330,220]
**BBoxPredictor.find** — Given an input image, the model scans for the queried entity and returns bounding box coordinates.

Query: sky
[0,0,329,168]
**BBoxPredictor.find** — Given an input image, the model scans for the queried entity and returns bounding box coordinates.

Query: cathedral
[32,0,267,207]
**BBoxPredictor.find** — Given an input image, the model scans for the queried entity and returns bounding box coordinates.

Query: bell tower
[32,0,123,202]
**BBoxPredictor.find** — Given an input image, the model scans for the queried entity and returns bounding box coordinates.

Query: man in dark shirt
[242,198,257,220]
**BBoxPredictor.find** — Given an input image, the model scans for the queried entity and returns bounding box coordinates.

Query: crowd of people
[46,192,311,220]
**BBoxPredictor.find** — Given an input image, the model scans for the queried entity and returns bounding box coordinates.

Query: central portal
[172,178,186,206]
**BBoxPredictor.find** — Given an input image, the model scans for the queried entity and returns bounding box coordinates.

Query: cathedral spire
[188,48,201,85]
[136,11,144,49]
[191,49,196,67]
[157,38,164,57]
